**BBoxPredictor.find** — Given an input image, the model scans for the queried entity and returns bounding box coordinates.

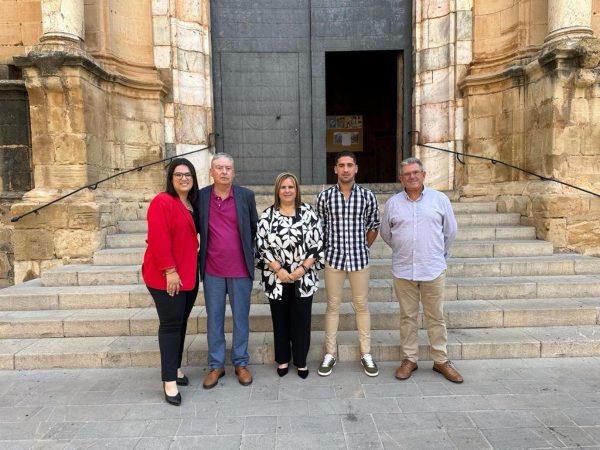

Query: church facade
[0,0,599,285]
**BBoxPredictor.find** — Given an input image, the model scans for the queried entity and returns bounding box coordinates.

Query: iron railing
[11,137,599,223]
[409,130,599,198]
[11,144,212,223]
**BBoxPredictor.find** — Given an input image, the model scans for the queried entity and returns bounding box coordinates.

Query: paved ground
[1,358,600,449]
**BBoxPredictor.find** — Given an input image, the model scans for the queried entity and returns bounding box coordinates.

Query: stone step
[258,200,499,214]
[117,201,497,232]
[1,298,598,340]
[96,238,553,266]
[109,224,536,247]
[5,274,600,310]
[43,254,600,286]
[3,324,600,369]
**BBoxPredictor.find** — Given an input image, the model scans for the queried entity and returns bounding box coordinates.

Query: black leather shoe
[297,368,309,379]
[164,388,181,406]
[176,374,189,386]
[277,367,288,377]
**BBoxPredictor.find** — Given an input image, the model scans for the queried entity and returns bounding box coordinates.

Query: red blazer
[142,192,198,291]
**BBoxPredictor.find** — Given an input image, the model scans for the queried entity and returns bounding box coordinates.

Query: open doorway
[325,51,402,184]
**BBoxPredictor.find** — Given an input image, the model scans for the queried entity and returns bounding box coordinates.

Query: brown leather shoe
[395,359,418,380]
[235,366,253,386]
[202,367,225,389]
[433,361,463,383]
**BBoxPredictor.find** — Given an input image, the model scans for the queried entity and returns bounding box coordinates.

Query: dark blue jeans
[203,274,253,368]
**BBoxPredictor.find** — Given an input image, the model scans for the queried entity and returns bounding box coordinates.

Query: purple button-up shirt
[205,186,249,278]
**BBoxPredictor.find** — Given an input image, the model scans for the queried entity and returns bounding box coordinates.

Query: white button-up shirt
[380,187,457,281]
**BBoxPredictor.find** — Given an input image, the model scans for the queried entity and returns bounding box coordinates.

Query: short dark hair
[273,172,301,209]
[165,157,198,204]
[335,151,357,165]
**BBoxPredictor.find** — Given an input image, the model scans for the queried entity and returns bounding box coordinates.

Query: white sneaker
[360,353,379,377]
[318,354,336,376]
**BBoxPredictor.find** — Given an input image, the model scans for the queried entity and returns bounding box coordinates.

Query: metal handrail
[413,138,600,198]
[11,135,599,223]
[11,144,212,223]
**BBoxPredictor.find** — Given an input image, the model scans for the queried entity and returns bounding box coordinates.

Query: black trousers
[268,282,313,368]
[148,277,198,382]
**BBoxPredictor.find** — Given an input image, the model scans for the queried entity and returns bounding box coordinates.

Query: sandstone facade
[0,0,598,284]
[457,0,600,255]
[0,0,213,283]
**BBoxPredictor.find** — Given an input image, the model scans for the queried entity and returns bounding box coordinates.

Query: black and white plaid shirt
[316,184,380,271]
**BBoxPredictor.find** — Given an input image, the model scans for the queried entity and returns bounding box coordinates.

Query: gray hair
[211,152,234,167]
[400,157,425,172]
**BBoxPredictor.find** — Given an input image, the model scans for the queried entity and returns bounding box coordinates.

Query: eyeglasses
[400,170,423,177]
[173,172,193,180]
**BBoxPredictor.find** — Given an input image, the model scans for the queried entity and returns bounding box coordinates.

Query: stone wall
[413,0,472,190]
[0,0,42,63]
[459,0,600,255]
[152,0,214,185]
[2,0,215,283]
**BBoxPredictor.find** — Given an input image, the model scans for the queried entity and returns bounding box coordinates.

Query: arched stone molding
[412,0,473,190]
[84,0,157,81]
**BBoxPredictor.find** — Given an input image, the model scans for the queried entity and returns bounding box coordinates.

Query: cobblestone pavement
[1,358,600,449]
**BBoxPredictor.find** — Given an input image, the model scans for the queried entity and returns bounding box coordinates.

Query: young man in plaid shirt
[316,151,381,376]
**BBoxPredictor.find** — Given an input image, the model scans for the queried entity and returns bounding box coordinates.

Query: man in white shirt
[380,157,463,383]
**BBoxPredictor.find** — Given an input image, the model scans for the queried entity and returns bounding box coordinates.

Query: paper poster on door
[326,115,363,152]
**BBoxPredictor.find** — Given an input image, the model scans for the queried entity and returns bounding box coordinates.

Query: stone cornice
[0,80,26,91]
[460,36,600,95]
[13,50,165,94]
[459,65,526,95]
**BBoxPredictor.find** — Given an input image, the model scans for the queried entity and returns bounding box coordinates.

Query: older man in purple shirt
[196,153,258,389]
[381,157,463,383]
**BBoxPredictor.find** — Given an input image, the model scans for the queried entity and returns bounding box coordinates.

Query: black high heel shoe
[277,365,289,377]
[176,374,189,386]
[297,367,309,379]
[164,384,181,406]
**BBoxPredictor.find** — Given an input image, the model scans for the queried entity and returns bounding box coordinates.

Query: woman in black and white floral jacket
[256,172,324,379]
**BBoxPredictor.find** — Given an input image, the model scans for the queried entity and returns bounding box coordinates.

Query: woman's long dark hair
[165,158,199,204]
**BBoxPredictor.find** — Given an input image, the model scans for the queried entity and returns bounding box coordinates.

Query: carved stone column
[40,0,85,45]
[545,0,592,43]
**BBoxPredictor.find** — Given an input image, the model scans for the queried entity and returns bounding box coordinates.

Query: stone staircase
[1,185,600,370]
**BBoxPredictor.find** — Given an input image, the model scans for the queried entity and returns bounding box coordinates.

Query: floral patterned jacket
[256,203,324,300]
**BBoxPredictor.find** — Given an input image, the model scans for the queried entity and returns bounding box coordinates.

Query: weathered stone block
[10,204,69,229]
[34,165,89,189]
[419,45,452,72]
[175,104,208,144]
[532,218,567,248]
[67,204,100,230]
[154,46,171,69]
[419,103,449,142]
[13,229,54,260]
[152,0,169,15]
[153,15,171,46]
[54,229,100,259]
[496,195,530,214]
[532,196,588,218]
[175,70,207,106]
[566,220,600,255]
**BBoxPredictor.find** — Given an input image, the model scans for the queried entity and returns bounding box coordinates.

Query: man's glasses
[173,172,193,180]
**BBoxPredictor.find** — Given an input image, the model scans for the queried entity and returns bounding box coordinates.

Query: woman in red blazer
[142,157,200,406]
